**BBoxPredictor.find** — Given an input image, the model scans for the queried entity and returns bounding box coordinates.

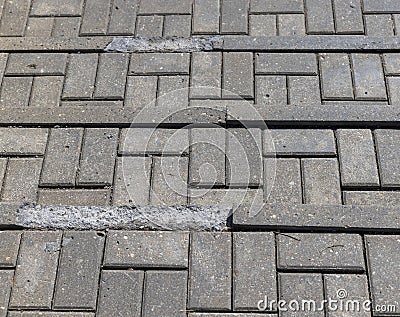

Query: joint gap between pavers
[230,231,234,310]
[361,234,375,308]
[272,154,337,159]
[274,232,280,310]
[330,0,337,34]
[105,0,114,35]
[381,54,392,104]
[277,268,366,274]
[38,127,53,188]
[94,232,107,314]
[91,53,101,99]
[23,0,35,37]
[185,230,191,311]
[74,128,86,187]
[50,231,63,309]
[38,184,112,190]
[110,129,122,206]
[299,158,305,204]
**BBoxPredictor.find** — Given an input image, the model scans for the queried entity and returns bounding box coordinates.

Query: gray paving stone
[120,128,189,155]
[288,76,321,105]
[2,158,42,203]
[138,0,192,14]
[190,128,226,187]
[62,54,98,99]
[41,128,83,187]
[8,313,94,317]
[163,15,192,37]
[256,53,317,75]
[108,0,137,35]
[269,129,336,156]
[333,0,364,34]
[221,0,248,34]
[0,76,32,108]
[304,0,335,34]
[53,231,104,310]
[97,270,143,317]
[6,53,67,76]
[113,157,151,206]
[227,128,263,187]
[77,128,118,186]
[278,14,306,35]
[249,15,277,36]
[125,75,157,109]
[233,232,277,311]
[191,52,222,99]
[130,53,190,75]
[324,274,370,317]
[156,75,189,111]
[363,0,400,13]
[383,54,400,75]
[319,53,353,100]
[0,270,12,317]
[395,14,400,34]
[80,0,110,35]
[365,14,395,36]
[0,128,48,155]
[189,232,232,311]
[0,231,21,267]
[336,129,380,187]
[189,188,263,210]
[10,231,62,309]
[374,129,400,187]
[265,158,302,204]
[52,17,80,37]
[0,54,7,87]
[150,156,189,205]
[104,231,189,268]
[193,0,220,34]
[250,0,304,13]
[143,271,187,317]
[30,76,63,107]
[190,315,275,317]
[387,76,400,104]
[38,189,110,206]
[344,191,400,206]
[0,0,30,36]
[279,273,324,317]
[351,54,387,101]
[222,52,254,98]
[278,233,365,271]
[94,53,128,99]
[255,76,286,105]
[31,0,83,15]
[302,158,342,204]
[365,235,400,314]
[135,16,163,37]
[26,17,53,37]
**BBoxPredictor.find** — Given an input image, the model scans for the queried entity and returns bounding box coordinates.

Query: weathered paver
[0,77,33,108]
[343,191,400,206]
[0,0,31,36]
[365,235,400,314]
[125,76,157,108]
[233,232,277,311]
[304,0,335,34]
[256,76,287,105]
[143,271,187,317]
[223,52,254,98]
[80,0,110,35]
[190,128,226,186]
[336,129,380,187]
[0,128,48,155]
[383,54,400,75]
[136,16,164,37]
[288,76,321,105]
[250,15,276,36]
[30,76,64,107]
[41,128,83,187]
[6,53,67,76]
[365,15,395,36]
[319,53,354,100]
[302,158,342,204]
[77,128,118,186]
[333,0,364,34]
[363,0,400,13]
[108,0,137,35]
[104,231,189,268]
[189,232,232,311]
[256,53,317,75]
[277,233,365,271]
[31,0,83,16]
[97,270,143,317]
[279,273,324,317]
[351,54,387,100]
[2,158,42,203]
[113,157,151,206]
[250,0,304,13]
[192,0,220,34]
[374,129,400,188]
[163,15,192,37]
[278,14,306,35]
[0,271,12,317]
[38,189,110,206]
[10,231,62,309]
[221,0,248,34]
[0,231,21,267]
[53,231,104,310]
[191,52,222,98]
[138,0,192,14]
[269,129,336,156]
[129,53,190,75]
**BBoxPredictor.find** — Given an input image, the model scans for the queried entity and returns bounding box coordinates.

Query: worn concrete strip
[16,203,231,231]
[233,203,400,232]
[105,36,223,52]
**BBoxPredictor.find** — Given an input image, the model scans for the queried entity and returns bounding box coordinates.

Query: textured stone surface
[6,53,67,75]
[193,0,220,34]
[0,231,21,267]
[10,231,62,309]
[278,233,365,271]
[0,128,48,155]
[255,76,287,105]
[129,53,190,75]
[221,0,248,34]
[344,191,400,206]
[333,0,364,34]
[288,76,321,105]
[256,53,317,74]
[38,189,110,206]
[305,0,334,34]
[191,52,222,98]
[0,271,12,317]
[223,52,254,98]
[104,231,189,268]
[189,232,232,311]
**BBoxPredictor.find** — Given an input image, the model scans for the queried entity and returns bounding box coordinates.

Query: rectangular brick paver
[304,0,335,34]
[223,52,254,98]
[6,53,67,76]
[256,53,317,75]
[0,231,21,268]
[0,271,13,317]
[129,53,190,75]
[192,0,220,34]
